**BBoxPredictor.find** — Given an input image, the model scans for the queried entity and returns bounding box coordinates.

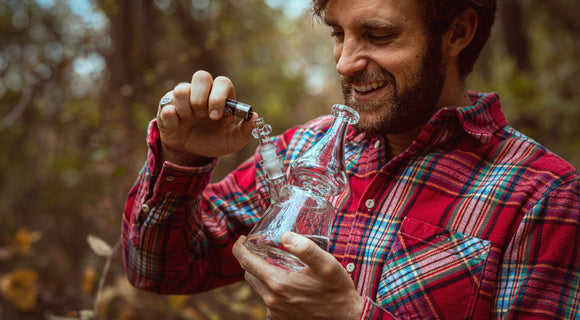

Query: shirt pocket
[376,217,491,320]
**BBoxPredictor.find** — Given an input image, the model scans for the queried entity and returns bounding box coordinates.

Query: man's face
[324,0,446,135]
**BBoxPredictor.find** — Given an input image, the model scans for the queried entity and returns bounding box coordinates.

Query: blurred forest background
[0,0,578,319]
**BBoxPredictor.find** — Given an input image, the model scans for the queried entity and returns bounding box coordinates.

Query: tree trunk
[501,0,532,73]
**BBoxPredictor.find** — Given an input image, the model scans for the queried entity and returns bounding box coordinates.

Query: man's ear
[443,8,478,57]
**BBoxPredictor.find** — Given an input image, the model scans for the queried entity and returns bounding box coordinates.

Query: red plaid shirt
[123,92,580,319]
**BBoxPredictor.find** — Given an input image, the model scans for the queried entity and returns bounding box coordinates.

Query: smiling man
[330,0,447,137]
[122,0,580,319]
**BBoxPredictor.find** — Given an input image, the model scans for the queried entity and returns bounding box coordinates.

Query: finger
[208,76,236,120]
[232,235,252,270]
[233,236,266,273]
[281,232,333,273]
[243,272,280,320]
[233,236,287,281]
[172,82,193,118]
[190,70,214,118]
[231,112,261,146]
[158,104,179,130]
[244,271,272,301]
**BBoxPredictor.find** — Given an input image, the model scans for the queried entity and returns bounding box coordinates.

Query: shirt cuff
[145,118,218,198]
[152,159,218,198]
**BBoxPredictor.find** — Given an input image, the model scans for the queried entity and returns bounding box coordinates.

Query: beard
[341,39,446,135]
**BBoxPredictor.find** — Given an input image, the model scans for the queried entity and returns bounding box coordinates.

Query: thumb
[237,112,260,143]
[281,232,329,271]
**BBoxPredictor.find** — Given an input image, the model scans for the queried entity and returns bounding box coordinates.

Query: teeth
[354,81,386,93]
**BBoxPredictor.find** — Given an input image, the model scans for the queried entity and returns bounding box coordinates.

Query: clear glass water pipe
[252,117,288,203]
[245,104,359,271]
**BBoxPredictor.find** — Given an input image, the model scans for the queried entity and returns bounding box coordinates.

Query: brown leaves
[0,227,42,260]
[0,228,41,312]
[82,265,97,294]
[14,228,42,255]
[0,269,39,311]
[44,310,95,320]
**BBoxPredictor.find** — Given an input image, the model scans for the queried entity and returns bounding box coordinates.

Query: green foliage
[469,0,580,168]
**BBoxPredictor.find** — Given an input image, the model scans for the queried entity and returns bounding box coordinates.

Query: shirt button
[365,199,375,209]
[165,176,176,182]
[141,204,150,213]
[346,262,355,273]
[374,140,381,149]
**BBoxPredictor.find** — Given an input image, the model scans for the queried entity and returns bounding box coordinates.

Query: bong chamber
[244,104,359,271]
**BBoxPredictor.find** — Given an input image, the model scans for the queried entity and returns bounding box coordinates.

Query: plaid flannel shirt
[123,92,580,319]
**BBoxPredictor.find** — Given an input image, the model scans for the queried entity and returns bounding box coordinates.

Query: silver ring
[159,90,174,109]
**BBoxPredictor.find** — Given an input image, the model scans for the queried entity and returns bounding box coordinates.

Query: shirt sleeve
[493,175,580,319]
[122,119,270,294]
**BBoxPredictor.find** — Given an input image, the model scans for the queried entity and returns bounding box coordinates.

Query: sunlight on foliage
[0,269,39,311]
[82,265,97,295]
[14,228,42,255]
[45,310,95,320]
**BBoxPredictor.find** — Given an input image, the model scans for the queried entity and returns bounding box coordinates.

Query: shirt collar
[431,91,507,144]
[348,91,507,147]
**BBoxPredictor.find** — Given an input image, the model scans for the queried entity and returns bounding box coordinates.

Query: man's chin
[342,100,385,133]
[353,109,427,136]
[352,113,388,135]
[344,98,386,114]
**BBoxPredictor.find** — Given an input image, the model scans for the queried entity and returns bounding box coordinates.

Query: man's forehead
[322,0,421,27]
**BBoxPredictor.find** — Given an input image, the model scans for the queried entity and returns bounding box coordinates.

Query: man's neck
[385,126,424,159]
[437,68,472,107]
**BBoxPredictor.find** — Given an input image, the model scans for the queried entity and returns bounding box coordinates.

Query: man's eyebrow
[322,17,400,32]
[323,16,338,27]
[360,20,399,31]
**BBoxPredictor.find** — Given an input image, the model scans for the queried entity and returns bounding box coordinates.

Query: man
[123,0,580,319]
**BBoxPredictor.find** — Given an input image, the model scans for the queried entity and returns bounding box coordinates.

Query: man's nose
[335,38,367,76]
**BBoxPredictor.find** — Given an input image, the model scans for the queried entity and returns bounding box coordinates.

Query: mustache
[341,68,394,86]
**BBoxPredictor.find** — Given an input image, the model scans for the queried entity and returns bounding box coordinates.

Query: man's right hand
[156,70,259,166]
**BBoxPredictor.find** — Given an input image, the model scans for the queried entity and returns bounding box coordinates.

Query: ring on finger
[159,90,174,109]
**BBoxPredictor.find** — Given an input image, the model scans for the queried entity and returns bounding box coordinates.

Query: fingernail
[210,109,219,119]
[281,232,296,246]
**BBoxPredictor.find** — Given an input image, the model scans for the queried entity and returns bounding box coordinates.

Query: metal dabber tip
[225,99,253,120]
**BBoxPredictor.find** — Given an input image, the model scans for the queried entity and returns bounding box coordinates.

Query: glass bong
[244,104,359,271]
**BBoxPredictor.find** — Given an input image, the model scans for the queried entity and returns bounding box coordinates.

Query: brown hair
[311,0,497,77]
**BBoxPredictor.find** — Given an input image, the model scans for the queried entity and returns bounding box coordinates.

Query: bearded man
[122,0,580,319]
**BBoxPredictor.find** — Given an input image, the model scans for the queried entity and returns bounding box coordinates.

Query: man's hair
[311,0,497,77]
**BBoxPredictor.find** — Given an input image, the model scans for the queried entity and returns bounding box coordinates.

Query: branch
[0,86,33,131]
[93,235,121,319]
[500,0,532,73]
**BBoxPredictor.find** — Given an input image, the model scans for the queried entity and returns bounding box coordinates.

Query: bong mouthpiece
[252,117,273,146]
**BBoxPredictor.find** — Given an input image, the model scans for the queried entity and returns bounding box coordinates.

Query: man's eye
[330,31,344,38]
[367,34,394,43]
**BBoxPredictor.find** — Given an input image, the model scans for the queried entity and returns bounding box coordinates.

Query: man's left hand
[233,232,364,320]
